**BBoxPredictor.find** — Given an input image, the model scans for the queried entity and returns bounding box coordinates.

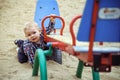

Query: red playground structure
[32,0,120,80]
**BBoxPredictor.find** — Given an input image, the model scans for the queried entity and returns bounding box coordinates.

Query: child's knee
[18,50,28,63]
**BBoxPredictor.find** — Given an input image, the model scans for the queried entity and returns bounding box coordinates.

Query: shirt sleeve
[23,42,35,65]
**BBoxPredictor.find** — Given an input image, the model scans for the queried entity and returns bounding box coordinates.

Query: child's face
[25,27,41,43]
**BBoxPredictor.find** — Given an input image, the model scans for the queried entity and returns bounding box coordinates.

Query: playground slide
[34,0,62,28]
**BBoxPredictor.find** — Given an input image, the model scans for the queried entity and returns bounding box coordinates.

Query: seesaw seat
[48,34,89,46]
[47,34,120,53]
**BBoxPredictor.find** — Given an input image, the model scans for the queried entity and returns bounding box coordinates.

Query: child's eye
[33,32,36,34]
[27,34,31,36]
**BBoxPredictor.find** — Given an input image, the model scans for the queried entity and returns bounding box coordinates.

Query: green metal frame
[32,45,100,80]
[76,60,100,80]
[32,46,52,80]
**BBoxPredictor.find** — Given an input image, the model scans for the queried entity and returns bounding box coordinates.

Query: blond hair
[24,21,40,33]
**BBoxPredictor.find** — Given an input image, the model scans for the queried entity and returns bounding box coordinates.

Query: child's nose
[31,34,34,37]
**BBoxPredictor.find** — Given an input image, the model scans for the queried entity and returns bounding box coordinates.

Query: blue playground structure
[77,0,120,42]
[33,0,120,80]
[34,0,61,28]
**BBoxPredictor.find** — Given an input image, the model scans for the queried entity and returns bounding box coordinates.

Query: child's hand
[30,63,33,68]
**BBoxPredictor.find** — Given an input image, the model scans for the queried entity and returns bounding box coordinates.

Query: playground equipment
[32,45,52,80]
[77,0,120,72]
[33,0,120,80]
[34,0,61,28]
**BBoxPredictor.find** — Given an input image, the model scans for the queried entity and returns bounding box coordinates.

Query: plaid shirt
[22,34,46,64]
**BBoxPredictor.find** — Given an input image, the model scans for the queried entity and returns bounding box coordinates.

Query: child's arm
[22,42,35,67]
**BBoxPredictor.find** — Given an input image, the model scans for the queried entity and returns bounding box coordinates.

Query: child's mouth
[32,38,36,41]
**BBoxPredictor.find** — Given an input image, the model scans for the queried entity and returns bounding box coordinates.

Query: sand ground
[0,0,120,80]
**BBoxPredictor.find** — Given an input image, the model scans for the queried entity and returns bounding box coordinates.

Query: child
[14,19,62,67]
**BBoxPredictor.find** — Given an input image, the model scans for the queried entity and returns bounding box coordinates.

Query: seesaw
[32,0,120,80]
[32,15,120,80]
